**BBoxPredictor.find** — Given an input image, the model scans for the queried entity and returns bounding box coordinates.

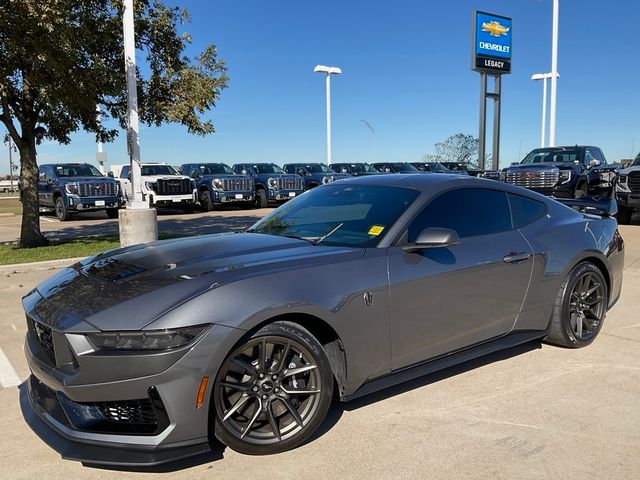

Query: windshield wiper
[307,222,343,244]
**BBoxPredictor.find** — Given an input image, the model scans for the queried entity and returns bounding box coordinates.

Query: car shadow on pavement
[308,339,543,444]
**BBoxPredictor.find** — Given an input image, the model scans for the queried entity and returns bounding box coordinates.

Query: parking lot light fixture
[314,65,342,165]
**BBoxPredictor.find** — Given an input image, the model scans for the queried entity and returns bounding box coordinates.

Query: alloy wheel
[568,272,606,341]
[214,335,324,445]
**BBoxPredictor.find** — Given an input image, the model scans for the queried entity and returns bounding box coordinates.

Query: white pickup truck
[116,163,197,212]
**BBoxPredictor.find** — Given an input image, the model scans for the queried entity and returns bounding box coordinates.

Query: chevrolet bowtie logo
[482,21,509,37]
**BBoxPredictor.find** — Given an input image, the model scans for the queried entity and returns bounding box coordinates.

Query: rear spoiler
[556,197,618,217]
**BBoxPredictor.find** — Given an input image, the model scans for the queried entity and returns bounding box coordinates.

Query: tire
[256,189,268,208]
[199,190,214,211]
[213,321,334,455]
[545,262,608,348]
[54,196,71,221]
[106,208,119,219]
[182,204,194,214]
[616,205,632,225]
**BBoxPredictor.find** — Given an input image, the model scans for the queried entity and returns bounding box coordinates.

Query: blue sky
[14,0,640,174]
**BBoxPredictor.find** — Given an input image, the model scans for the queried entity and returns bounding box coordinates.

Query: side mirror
[588,159,601,168]
[511,162,519,166]
[107,171,114,178]
[297,169,307,176]
[127,172,132,181]
[190,171,198,179]
[403,227,460,253]
[241,169,248,176]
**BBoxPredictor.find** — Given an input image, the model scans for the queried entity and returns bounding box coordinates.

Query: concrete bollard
[118,208,158,246]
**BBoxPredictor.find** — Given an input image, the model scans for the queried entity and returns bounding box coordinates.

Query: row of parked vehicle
[35,145,638,223]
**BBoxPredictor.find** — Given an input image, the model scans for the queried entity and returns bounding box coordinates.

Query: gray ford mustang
[22,174,624,466]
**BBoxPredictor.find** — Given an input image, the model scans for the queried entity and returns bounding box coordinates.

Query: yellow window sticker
[368,225,385,236]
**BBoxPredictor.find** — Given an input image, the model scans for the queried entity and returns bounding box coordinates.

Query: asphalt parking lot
[0,220,639,479]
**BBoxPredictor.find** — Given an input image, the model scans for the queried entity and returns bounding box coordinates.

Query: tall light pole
[531,73,558,147]
[549,0,559,146]
[314,65,342,165]
[360,120,375,163]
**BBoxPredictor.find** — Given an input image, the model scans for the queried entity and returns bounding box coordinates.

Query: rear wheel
[616,205,632,225]
[545,262,607,348]
[54,197,71,221]
[213,322,333,455]
[199,190,214,211]
[256,189,268,208]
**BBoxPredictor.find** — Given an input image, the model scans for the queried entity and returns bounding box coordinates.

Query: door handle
[503,252,530,264]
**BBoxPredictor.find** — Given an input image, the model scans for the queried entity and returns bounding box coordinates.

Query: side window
[407,188,511,241]
[508,193,546,228]
[588,148,604,165]
[120,166,130,179]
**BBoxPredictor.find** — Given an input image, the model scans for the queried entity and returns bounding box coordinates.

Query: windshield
[413,163,449,173]
[632,156,640,167]
[393,163,419,173]
[55,164,102,177]
[141,165,179,176]
[521,149,580,164]
[249,184,419,247]
[304,164,334,173]
[254,164,284,174]
[194,163,234,175]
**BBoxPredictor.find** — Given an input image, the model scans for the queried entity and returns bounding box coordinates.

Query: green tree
[0,0,228,247]
[434,133,479,165]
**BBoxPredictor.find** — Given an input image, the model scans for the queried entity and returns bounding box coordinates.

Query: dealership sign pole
[472,11,512,170]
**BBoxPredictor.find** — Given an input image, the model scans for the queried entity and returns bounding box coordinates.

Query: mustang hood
[25,233,361,332]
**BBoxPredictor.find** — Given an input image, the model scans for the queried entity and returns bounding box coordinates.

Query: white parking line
[40,217,57,223]
[0,348,21,388]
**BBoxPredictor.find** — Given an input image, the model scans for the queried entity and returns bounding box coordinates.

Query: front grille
[629,172,640,193]
[96,399,158,425]
[77,182,118,197]
[276,177,304,190]
[222,178,252,191]
[32,320,55,365]
[153,178,193,195]
[505,171,560,189]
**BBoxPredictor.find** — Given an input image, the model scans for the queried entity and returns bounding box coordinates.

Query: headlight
[268,177,278,188]
[617,174,630,191]
[145,181,156,190]
[559,170,572,184]
[86,324,211,351]
[65,183,78,194]
[212,178,223,189]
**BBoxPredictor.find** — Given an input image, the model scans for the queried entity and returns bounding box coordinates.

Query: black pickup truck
[614,154,640,224]
[36,163,122,221]
[501,146,617,199]
[232,163,305,207]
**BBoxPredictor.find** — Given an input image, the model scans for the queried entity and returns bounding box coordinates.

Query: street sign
[472,11,512,74]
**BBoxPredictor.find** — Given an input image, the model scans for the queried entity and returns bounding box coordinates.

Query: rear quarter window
[508,193,546,228]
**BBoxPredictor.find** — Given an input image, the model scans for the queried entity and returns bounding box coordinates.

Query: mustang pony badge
[481,20,509,37]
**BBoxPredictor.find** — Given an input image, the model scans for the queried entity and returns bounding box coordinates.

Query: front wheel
[256,189,268,208]
[54,197,71,221]
[616,205,632,225]
[545,262,608,348]
[213,322,334,455]
[199,190,214,211]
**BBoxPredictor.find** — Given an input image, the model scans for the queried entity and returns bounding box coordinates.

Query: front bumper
[21,290,245,465]
[269,188,303,201]
[67,196,122,211]
[148,192,196,208]
[616,192,640,208]
[212,190,254,204]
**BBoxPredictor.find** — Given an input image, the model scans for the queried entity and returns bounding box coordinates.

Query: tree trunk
[18,136,48,248]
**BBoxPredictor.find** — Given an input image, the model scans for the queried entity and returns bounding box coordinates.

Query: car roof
[331,173,554,199]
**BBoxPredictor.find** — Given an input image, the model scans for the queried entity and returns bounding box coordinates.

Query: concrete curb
[0,257,85,274]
